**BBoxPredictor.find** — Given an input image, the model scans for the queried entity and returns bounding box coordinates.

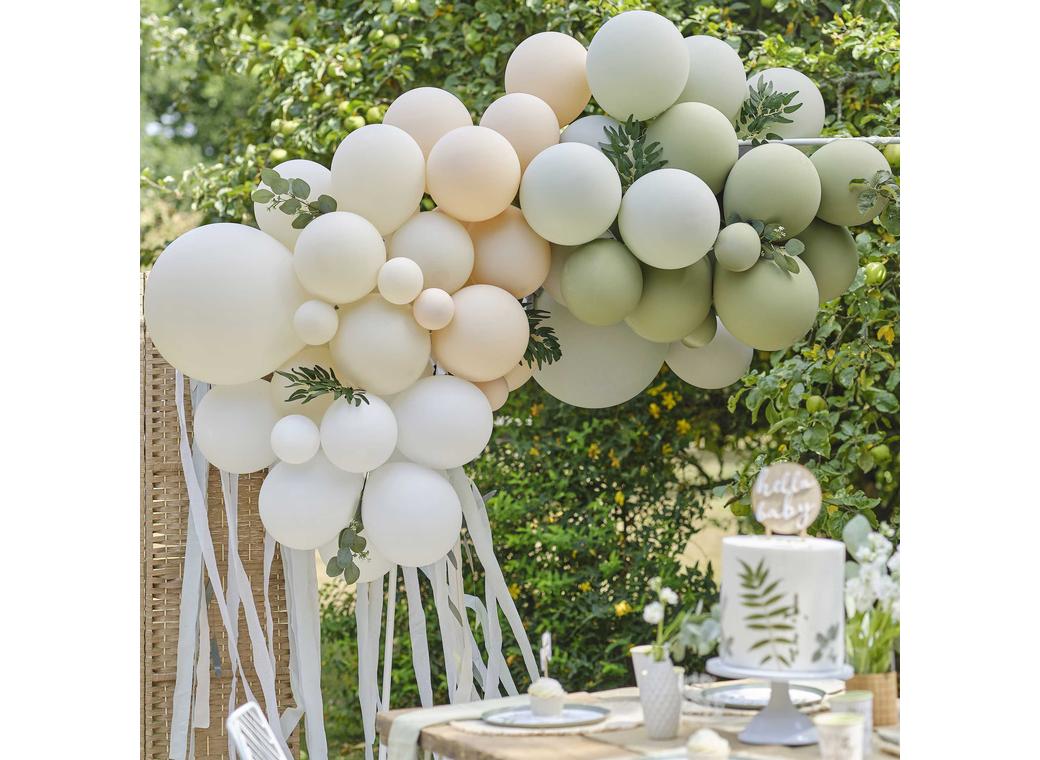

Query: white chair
[226,702,289,760]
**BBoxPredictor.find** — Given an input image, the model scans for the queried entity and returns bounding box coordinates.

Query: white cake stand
[705,658,853,746]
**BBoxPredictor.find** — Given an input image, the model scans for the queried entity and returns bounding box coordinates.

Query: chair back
[226,702,288,760]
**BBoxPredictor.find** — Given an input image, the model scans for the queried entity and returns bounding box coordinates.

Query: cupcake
[686,728,730,759]
[528,677,566,717]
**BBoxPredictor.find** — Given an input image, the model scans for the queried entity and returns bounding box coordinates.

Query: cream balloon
[624,258,713,343]
[388,210,474,293]
[362,462,463,567]
[519,143,622,245]
[270,414,321,464]
[391,375,493,469]
[503,362,533,391]
[746,68,825,139]
[585,10,689,120]
[259,452,364,550]
[431,285,529,382]
[144,224,306,385]
[504,31,591,127]
[475,378,509,411]
[330,124,426,235]
[253,159,332,251]
[320,395,398,473]
[468,206,551,298]
[293,300,339,345]
[542,243,576,305]
[330,294,432,395]
[532,293,668,408]
[645,102,738,194]
[426,126,521,223]
[618,168,720,269]
[675,36,747,122]
[271,346,338,422]
[665,318,753,389]
[377,257,424,304]
[318,530,393,583]
[412,288,455,330]
[193,380,281,474]
[293,212,386,304]
[382,86,473,157]
[479,93,560,171]
[560,115,620,152]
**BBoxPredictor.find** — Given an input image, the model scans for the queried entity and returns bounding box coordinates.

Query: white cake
[718,535,845,673]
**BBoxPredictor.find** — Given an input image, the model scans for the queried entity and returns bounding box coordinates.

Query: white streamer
[401,567,433,708]
[284,547,328,760]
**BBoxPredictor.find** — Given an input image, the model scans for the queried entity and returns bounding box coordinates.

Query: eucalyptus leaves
[737,79,804,145]
[723,214,805,274]
[325,520,370,584]
[251,168,338,230]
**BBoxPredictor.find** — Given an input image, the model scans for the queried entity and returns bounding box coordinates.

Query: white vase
[631,645,682,740]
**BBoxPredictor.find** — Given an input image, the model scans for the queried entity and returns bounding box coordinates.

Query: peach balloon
[475,378,509,411]
[431,285,529,382]
[503,362,533,391]
[468,206,551,298]
[505,31,591,127]
[388,210,474,293]
[382,86,473,158]
[427,127,521,222]
[479,93,560,170]
[412,288,455,330]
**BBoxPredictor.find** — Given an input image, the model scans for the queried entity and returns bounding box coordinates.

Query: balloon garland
[144,10,898,760]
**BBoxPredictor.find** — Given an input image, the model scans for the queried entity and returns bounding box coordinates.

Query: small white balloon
[318,530,394,583]
[560,114,620,152]
[475,378,509,411]
[388,210,474,293]
[293,212,386,304]
[377,257,424,304]
[391,375,493,470]
[259,452,364,550]
[320,395,398,473]
[193,380,281,474]
[362,462,463,567]
[270,414,321,464]
[382,86,473,158]
[293,300,339,345]
[253,159,332,251]
[412,288,455,330]
[665,318,753,389]
[746,68,825,139]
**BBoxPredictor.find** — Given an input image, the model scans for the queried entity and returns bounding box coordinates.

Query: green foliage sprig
[325,519,370,585]
[737,78,803,145]
[275,365,369,406]
[725,215,804,274]
[523,296,562,369]
[251,167,337,229]
[598,116,666,191]
[850,169,900,235]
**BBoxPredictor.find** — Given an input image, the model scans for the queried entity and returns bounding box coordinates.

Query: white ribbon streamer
[284,547,328,760]
[401,567,433,708]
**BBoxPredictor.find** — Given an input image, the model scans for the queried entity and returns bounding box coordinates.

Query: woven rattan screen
[141,317,299,759]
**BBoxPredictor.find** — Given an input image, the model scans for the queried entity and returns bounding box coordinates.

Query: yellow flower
[614,490,625,506]
[508,583,521,599]
[662,443,674,456]
[528,446,540,456]
[614,600,633,617]
[647,381,667,397]
[778,443,787,453]
[649,403,661,419]
[826,504,838,516]
[608,449,621,468]
[826,348,836,360]
[676,419,691,435]
[588,442,601,459]
[530,403,543,417]
[877,325,895,345]
[662,391,677,410]
[578,581,592,592]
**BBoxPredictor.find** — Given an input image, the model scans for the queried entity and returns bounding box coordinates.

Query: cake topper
[540,631,552,678]
[751,462,822,535]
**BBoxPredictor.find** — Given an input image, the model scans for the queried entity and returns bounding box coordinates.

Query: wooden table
[376,687,894,759]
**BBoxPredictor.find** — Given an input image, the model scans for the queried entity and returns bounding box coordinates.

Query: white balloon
[320,395,398,473]
[412,288,455,330]
[270,414,321,464]
[318,530,394,583]
[585,10,689,120]
[391,375,493,470]
[293,300,339,345]
[675,36,748,123]
[665,318,753,389]
[193,380,280,474]
[259,452,364,550]
[377,257,424,304]
[293,211,386,304]
[253,159,332,251]
[270,346,339,422]
[560,114,620,152]
[532,294,667,408]
[144,224,306,385]
[382,86,473,158]
[362,462,463,567]
[330,294,432,395]
[519,143,622,246]
[330,124,426,235]
[746,68,825,138]
[388,210,474,293]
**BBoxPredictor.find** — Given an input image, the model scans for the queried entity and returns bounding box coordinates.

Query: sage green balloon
[542,243,576,306]
[560,239,644,326]
[646,102,737,193]
[798,219,859,303]
[624,258,712,343]
[714,222,761,272]
[714,258,819,351]
[722,143,821,237]
[681,308,718,348]
[810,140,891,226]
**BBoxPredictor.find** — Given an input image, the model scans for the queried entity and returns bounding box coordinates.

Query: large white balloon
[320,395,398,473]
[382,86,473,158]
[362,462,463,567]
[293,211,386,304]
[270,414,321,464]
[675,36,747,123]
[318,530,394,583]
[330,295,432,395]
[259,452,364,550]
[270,345,339,422]
[391,375,493,470]
[144,224,306,385]
[532,294,668,408]
[585,10,689,120]
[519,143,622,246]
[388,210,474,293]
[193,380,281,474]
[253,159,332,251]
[504,31,591,127]
[665,318,753,389]
[560,114,620,152]
[746,68,825,139]
[330,124,426,235]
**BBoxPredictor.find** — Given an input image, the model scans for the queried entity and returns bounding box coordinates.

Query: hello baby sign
[751,462,823,535]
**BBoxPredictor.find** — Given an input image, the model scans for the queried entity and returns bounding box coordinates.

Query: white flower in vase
[660,587,679,606]
[643,601,664,625]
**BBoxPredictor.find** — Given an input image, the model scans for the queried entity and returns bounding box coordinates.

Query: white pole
[737,136,900,147]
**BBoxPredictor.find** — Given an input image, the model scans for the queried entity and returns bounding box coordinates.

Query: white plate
[480,703,609,729]
[686,682,825,711]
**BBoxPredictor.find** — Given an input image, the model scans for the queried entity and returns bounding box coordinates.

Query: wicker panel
[142,293,299,759]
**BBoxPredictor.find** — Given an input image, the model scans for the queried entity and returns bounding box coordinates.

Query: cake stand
[705,658,853,746]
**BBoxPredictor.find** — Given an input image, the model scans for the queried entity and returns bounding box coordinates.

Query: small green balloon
[560,239,644,326]
[714,222,761,272]
[624,258,713,343]
[810,140,890,226]
[722,143,822,238]
[646,102,738,194]
[714,258,820,351]
[798,219,858,303]
[681,308,718,348]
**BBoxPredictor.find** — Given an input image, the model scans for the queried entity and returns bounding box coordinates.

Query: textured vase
[847,671,898,726]
[631,646,682,740]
